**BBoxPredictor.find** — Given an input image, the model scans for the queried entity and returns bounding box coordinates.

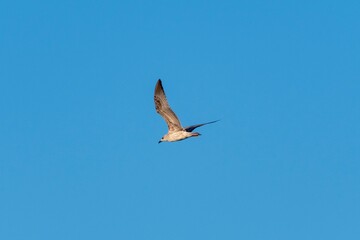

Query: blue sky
[1,0,359,239]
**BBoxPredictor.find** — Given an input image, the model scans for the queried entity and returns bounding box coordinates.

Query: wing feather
[154,79,183,132]
[184,120,219,132]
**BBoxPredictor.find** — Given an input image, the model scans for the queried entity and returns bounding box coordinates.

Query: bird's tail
[191,132,201,137]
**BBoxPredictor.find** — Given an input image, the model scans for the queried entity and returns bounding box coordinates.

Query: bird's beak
[158,140,162,144]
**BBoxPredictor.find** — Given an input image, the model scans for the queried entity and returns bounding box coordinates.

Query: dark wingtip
[208,119,220,125]
[156,79,163,89]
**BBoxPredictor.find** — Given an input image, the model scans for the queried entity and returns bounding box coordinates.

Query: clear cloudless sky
[1,0,359,239]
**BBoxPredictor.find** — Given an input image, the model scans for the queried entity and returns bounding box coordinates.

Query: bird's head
[158,135,168,144]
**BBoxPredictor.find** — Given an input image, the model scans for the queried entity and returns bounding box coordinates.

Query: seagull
[154,79,218,143]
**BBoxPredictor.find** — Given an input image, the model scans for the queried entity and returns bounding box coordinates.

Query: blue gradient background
[1,1,359,239]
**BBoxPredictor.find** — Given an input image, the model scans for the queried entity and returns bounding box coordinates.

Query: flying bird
[154,79,218,143]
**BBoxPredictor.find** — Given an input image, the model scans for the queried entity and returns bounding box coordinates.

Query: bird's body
[161,131,200,142]
[154,79,217,143]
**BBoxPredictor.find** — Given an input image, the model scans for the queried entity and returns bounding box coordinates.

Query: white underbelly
[167,131,191,142]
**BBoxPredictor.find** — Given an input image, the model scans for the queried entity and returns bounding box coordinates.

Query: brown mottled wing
[154,79,183,132]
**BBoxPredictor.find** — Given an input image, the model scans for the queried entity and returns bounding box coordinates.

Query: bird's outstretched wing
[154,79,183,132]
[184,120,219,132]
